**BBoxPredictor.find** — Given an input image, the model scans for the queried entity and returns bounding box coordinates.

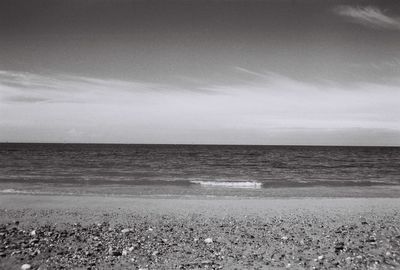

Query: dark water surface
[1,143,399,197]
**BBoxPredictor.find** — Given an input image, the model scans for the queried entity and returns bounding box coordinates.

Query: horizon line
[1,142,399,148]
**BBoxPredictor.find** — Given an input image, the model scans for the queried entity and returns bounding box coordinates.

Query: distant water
[1,143,399,197]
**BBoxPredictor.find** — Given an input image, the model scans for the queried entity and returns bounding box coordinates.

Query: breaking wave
[0,189,34,194]
[190,181,262,189]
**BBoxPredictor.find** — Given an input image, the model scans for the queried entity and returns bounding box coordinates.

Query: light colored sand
[1,194,400,224]
[2,183,400,198]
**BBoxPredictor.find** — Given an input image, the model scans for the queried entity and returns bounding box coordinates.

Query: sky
[0,0,399,145]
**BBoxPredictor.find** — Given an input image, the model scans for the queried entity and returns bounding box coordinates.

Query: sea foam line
[190,181,262,189]
[0,189,33,194]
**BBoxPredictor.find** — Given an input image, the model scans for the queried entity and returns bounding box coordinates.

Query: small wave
[260,179,398,188]
[0,189,57,195]
[0,189,94,196]
[190,181,262,189]
[0,188,32,194]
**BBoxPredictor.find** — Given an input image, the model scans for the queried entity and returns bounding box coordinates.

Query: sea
[1,143,399,198]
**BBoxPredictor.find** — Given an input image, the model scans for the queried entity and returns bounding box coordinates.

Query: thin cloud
[234,67,271,79]
[335,6,400,30]
[0,70,218,105]
[0,70,202,104]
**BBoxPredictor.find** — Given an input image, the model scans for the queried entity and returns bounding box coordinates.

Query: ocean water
[1,143,399,197]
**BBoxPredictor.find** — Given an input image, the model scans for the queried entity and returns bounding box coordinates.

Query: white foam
[0,188,30,194]
[191,181,262,189]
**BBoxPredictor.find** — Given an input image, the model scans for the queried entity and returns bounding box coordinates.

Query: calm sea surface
[1,143,399,197]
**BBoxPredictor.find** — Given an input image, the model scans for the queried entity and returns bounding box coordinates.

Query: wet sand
[0,194,400,269]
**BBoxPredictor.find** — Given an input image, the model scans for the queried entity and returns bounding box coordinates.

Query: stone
[29,238,39,244]
[360,217,368,225]
[334,242,345,252]
[204,238,213,244]
[21,264,31,270]
[110,250,122,256]
[30,230,36,237]
[121,228,131,234]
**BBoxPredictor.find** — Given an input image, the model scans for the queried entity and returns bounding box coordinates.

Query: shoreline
[1,193,400,211]
[1,184,400,199]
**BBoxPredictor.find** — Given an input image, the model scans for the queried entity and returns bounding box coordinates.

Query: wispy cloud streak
[335,6,400,30]
[0,70,169,104]
[0,70,212,104]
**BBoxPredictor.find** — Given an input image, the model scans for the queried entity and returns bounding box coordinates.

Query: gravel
[0,209,399,269]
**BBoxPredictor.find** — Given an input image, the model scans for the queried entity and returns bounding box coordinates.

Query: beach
[2,0,400,267]
[1,194,399,269]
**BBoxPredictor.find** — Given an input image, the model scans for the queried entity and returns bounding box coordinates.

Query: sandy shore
[1,194,400,269]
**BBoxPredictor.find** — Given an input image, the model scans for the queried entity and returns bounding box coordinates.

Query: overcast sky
[0,0,399,145]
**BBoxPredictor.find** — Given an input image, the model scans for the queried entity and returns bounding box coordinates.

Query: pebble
[360,217,368,225]
[30,230,36,236]
[204,238,213,244]
[108,248,122,256]
[334,242,345,252]
[21,264,31,270]
[111,250,122,256]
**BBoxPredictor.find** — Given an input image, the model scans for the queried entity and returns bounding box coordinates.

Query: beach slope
[0,194,399,269]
